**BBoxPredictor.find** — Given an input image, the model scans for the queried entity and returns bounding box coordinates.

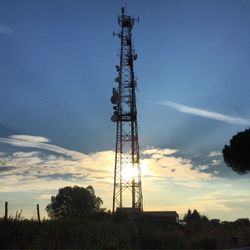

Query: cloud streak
[157,100,250,126]
[0,135,86,159]
[1,134,250,220]
[0,135,216,212]
[0,24,16,35]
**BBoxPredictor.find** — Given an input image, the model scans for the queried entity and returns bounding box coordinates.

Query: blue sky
[1,0,250,221]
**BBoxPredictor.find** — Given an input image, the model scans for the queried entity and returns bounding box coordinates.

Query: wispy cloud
[0,24,16,35]
[1,134,250,220]
[211,159,222,166]
[156,100,250,126]
[10,135,50,143]
[143,147,213,182]
[209,151,222,157]
[0,135,215,210]
[0,135,86,159]
[0,138,212,192]
[143,147,178,156]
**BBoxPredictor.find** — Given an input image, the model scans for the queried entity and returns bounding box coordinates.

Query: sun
[122,163,138,182]
[122,160,149,182]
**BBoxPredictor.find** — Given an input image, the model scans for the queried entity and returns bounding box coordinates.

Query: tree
[183,209,208,223]
[183,209,201,223]
[222,128,250,174]
[46,185,103,219]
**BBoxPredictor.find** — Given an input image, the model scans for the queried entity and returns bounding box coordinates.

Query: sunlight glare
[122,160,149,182]
[122,163,138,182]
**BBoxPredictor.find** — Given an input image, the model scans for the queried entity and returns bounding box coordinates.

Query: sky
[1,0,250,221]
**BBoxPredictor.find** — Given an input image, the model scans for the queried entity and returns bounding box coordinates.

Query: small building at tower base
[116,207,179,223]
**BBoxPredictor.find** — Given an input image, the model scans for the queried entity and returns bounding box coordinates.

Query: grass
[1,215,250,249]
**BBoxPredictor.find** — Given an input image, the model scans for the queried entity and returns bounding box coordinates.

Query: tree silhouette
[223,128,250,174]
[183,209,201,222]
[183,209,208,223]
[46,185,103,219]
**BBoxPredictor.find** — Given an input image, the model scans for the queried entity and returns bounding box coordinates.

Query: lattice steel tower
[111,7,143,212]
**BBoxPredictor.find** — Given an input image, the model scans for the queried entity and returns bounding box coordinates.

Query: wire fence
[1,201,41,223]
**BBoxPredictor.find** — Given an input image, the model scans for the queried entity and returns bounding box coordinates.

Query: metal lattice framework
[111,7,143,212]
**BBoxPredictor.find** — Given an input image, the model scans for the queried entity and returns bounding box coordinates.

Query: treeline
[1,212,250,249]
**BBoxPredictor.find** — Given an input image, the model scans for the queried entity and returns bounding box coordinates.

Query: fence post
[4,201,8,222]
[37,204,41,223]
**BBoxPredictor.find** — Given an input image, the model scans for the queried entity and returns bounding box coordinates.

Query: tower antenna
[111,7,143,213]
[121,0,127,14]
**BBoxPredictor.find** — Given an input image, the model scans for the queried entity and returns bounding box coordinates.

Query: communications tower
[111,6,143,212]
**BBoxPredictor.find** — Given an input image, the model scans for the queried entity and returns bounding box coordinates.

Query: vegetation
[46,185,104,219]
[2,186,250,249]
[1,209,250,249]
[183,209,208,224]
[223,128,250,174]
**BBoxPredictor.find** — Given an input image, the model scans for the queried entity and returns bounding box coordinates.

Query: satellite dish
[111,114,118,122]
[115,76,120,83]
[111,88,119,104]
[113,88,118,96]
[111,96,118,104]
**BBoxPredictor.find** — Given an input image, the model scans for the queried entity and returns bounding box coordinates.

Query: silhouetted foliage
[223,128,250,174]
[209,219,221,226]
[183,209,208,224]
[234,218,250,226]
[1,215,250,249]
[46,185,103,219]
[112,208,129,223]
